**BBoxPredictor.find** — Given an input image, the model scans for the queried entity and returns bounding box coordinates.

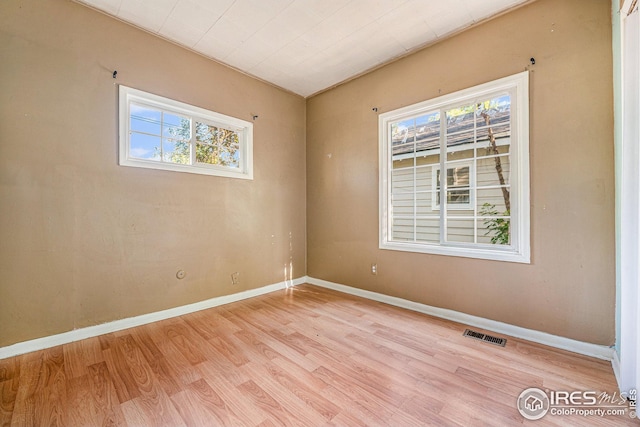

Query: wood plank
[0,377,19,427]
[170,378,246,427]
[239,362,327,426]
[65,375,97,427]
[232,329,282,361]
[206,331,250,367]
[311,365,397,423]
[10,350,45,426]
[259,359,340,422]
[87,361,127,426]
[236,380,296,427]
[115,335,185,427]
[102,346,140,404]
[145,356,181,397]
[139,324,203,387]
[32,347,67,427]
[63,341,86,380]
[0,358,20,383]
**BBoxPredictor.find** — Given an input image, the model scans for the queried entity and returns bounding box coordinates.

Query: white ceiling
[76,0,529,97]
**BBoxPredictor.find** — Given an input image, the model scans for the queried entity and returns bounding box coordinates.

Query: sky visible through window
[129,103,189,161]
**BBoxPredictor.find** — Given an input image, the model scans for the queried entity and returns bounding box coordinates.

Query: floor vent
[463,329,507,347]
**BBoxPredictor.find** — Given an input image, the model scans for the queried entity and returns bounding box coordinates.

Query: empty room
[1,0,639,425]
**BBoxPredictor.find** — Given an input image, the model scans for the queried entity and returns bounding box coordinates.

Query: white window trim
[118,85,253,180]
[379,71,530,263]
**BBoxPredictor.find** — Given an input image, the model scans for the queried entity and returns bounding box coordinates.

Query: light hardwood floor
[0,284,637,426]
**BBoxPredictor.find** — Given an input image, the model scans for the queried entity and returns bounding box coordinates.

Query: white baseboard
[611,349,622,390]
[0,277,306,360]
[306,276,615,361]
[1,275,616,366]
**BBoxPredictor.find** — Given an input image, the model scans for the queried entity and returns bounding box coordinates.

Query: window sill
[379,240,531,264]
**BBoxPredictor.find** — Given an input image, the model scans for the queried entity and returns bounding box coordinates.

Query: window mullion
[413,118,418,243]
[473,104,478,244]
[160,111,165,162]
[388,125,393,242]
[439,109,446,245]
[190,119,196,165]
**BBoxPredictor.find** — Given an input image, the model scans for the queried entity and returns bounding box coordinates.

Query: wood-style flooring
[0,284,637,426]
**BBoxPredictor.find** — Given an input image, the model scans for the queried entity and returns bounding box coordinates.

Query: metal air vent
[463,329,507,347]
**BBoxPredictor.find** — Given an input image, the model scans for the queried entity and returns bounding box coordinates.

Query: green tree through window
[164,119,240,167]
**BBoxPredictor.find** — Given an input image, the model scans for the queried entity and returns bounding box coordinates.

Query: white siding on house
[391,148,511,244]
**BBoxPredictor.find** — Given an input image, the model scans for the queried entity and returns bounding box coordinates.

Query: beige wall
[0,0,616,349]
[307,0,615,345]
[0,0,306,347]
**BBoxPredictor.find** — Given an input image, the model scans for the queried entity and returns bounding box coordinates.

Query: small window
[119,86,253,179]
[379,72,530,263]
[433,162,474,209]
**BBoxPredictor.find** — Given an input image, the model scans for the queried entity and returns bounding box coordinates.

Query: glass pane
[163,139,189,164]
[415,153,439,167]
[477,143,510,158]
[416,217,439,243]
[446,209,474,216]
[391,118,417,149]
[392,217,414,241]
[415,112,440,154]
[477,218,510,245]
[446,104,475,133]
[447,148,474,161]
[392,193,414,216]
[163,113,190,140]
[476,125,510,146]
[446,166,469,187]
[393,142,415,157]
[391,167,414,193]
[194,122,240,168]
[415,166,433,192]
[477,155,510,187]
[446,218,474,243]
[435,165,471,206]
[446,189,470,205]
[195,143,217,165]
[446,131,474,159]
[476,95,511,161]
[437,189,471,206]
[393,157,414,170]
[194,122,226,143]
[130,132,160,160]
[130,104,161,135]
[475,95,510,129]
[195,122,212,144]
[477,188,510,214]
[416,192,436,215]
[222,143,240,168]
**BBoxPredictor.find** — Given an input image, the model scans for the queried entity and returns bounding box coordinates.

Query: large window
[379,72,530,263]
[119,85,253,179]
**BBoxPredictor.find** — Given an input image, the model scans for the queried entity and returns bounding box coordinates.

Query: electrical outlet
[371,263,377,275]
[231,272,239,285]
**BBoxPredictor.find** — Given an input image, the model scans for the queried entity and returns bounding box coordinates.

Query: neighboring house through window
[379,71,530,263]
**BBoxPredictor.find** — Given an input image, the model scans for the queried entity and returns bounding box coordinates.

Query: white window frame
[379,71,530,263]
[119,85,253,179]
